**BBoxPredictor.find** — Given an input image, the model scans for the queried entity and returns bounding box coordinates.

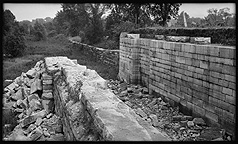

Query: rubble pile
[107,79,229,141]
[3,60,64,141]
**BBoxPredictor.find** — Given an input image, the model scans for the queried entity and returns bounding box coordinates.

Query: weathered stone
[42,99,54,113]
[118,90,128,97]
[14,108,24,113]
[46,133,65,141]
[28,127,43,141]
[172,115,183,122]
[148,98,157,108]
[43,79,53,85]
[6,82,17,91]
[30,79,42,94]
[33,109,48,118]
[43,130,51,137]
[22,87,31,97]
[54,124,63,133]
[28,94,40,102]
[135,108,147,118]
[127,87,133,93]
[212,137,224,141]
[42,92,54,100]
[142,87,149,94]
[16,98,28,109]
[183,115,193,121]
[43,84,53,91]
[155,35,165,40]
[46,113,53,119]
[187,121,195,127]
[190,37,211,44]
[26,69,37,78]
[35,117,43,126]
[25,124,37,134]
[193,118,206,126]
[21,115,37,128]
[18,113,24,119]
[11,88,23,101]
[149,114,159,127]
[29,99,42,111]
[42,73,52,80]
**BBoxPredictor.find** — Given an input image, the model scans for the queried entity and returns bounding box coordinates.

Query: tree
[3,10,25,57]
[148,3,181,26]
[33,21,47,41]
[204,7,234,27]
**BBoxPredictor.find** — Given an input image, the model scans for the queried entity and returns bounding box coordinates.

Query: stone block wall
[70,40,119,66]
[119,36,236,135]
[44,56,170,141]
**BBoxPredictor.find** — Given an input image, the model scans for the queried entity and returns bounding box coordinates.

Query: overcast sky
[3,3,236,21]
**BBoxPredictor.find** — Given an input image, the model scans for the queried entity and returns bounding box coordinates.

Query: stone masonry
[119,34,236,137]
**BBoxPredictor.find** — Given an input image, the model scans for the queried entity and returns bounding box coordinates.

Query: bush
[129,27,236,46]
[3,34,25,57]
[47,30,57,38]
[93,40,118,50]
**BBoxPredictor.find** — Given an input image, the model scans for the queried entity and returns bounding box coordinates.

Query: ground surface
[3,38,118,88]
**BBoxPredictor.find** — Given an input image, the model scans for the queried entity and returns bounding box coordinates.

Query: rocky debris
[107,79,227,141]
[3,60,64,141]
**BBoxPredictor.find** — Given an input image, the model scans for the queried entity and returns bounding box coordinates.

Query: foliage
[3,9,26,57]
[33,21,47,41]
[130,27,236,46]
[93,39,118,50]
[3,33,25,57]
[147,3,182,26]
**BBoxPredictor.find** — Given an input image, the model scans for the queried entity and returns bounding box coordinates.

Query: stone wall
[119,35,236,136]
[45,56,170,141]
[70,40,119,66]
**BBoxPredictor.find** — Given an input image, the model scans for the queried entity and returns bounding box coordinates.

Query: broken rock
[135,108,147,118]
[26,69,37,79]
[149,114,159,127]
[28,94,40,102]
[193,118,206,126]
[42,99,54,113]
[28,127,43,141]
[42,92,53,100]
[30,79,42,94]
[187,121,195,127]
[29,99,42,111]
[11,88,24,101]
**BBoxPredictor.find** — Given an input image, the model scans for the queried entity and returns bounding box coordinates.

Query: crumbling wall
[119,35,236,136]
[45,56,170,141]
[70,40,119,66]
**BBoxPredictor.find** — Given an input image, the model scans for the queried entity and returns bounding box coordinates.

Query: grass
[3,37,119,88]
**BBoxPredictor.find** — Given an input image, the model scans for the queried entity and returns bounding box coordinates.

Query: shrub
[47,30,57,38]
[129,27,236,46]
[3,34,25,57]
[93,40,118,50]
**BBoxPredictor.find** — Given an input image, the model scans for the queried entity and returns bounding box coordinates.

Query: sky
[3,3,236,21]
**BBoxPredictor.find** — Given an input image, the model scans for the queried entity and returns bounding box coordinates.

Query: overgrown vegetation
[130,27,236,46]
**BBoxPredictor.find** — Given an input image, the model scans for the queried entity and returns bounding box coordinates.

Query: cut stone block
[11,88,24,101]
[42,99,54,113]
[149,114,159,127]
[193,118,206,126]
[155,35,165,40]
[6,82,17,91]
[42,92,54,100]
[27,127,43,141]
[26,69,37,78]
[29,99,42,111]
[190,37,211,44]
[21,115,37,128]
[42,79,53,85]
[135,108,147,118]
[28,94,40,102]
[42,73,52,80]
[30,79,42,94]
[35,117,43,126]
[42,84,53,91]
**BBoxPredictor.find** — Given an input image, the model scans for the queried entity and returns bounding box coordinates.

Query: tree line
[3,4,235,57]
